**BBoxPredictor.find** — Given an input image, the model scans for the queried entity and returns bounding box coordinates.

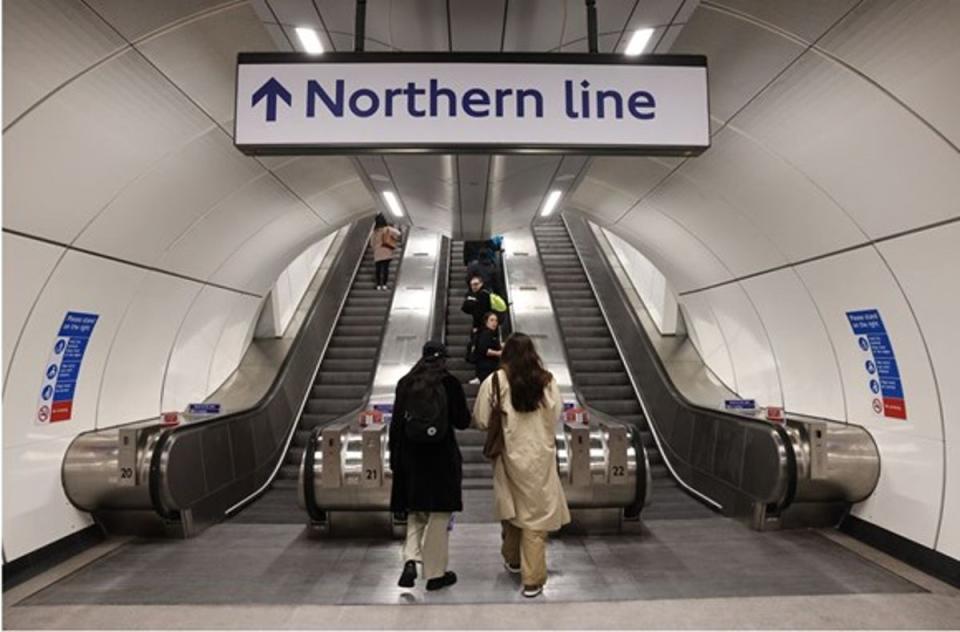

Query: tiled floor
[17,516,921,608]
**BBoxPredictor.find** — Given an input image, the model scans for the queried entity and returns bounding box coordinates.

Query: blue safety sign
[36,311,99,424]
[846,309,906,420]
[724,399,757,411]
[187,403,222,415]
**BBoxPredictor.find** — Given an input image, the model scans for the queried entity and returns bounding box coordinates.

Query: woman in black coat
[389,341,470,591]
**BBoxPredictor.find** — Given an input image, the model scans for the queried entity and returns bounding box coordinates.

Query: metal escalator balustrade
[61,219,390,536]
[532,220,667,481]
[533,219,721,521]
[247,240,404,524]
[281,246,400,483]
[557,212,881,529]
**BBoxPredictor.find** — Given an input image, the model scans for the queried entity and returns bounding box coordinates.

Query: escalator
[533,218,714,520]
[234,244,403,523]
[445,241,492,491]
[62,219,407,535]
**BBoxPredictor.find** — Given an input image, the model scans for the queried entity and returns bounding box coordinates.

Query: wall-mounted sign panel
[846,309,907,420]
[234,53,709,155]
[36,311,99,425]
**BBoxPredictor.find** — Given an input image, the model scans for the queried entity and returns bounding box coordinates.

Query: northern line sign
[234,53,709,155]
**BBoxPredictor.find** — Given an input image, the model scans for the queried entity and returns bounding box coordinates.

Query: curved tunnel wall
[570,0,959,559]
[2,0,958,567]
[2,1,374,561]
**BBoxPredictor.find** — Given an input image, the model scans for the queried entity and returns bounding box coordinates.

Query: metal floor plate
[18,513,921,607]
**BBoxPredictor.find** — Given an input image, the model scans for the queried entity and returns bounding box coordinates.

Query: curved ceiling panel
[645,169,789,277]
[136,2,278,127]
[671,4,804,131]
[679,127,867,261]
[731,50,960,238]
[2,0,125,127]
[708,0,859,43]
[4,49,216,243]
[614,202,732,292]
[74,128,262,266]
[83,0,235,42]
[818,0,960,149]
[157,173,312,284]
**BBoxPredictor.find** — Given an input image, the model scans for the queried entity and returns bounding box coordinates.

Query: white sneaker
[522,585,543,598]
[469,378,480,384]
[504,561,521,574]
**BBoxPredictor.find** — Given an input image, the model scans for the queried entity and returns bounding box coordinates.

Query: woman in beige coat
[370,213,401,290]
[473,333,570,598]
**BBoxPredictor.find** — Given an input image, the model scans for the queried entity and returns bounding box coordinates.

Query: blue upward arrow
[252,77,292,122]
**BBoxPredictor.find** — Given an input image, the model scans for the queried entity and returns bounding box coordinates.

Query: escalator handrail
[148,218,375,519]
[562,212,797,511]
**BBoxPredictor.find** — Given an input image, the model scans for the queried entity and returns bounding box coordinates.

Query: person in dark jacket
[465,249,499,293]
[461,275,492,331]
[389,340,470,591]
[472,312,502,383]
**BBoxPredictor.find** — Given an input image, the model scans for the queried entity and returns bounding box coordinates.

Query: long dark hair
[500,333,553,412]
[374,213,388,228]
[405,354,445,391]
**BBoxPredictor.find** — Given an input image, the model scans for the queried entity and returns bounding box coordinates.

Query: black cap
[422,340,447,358]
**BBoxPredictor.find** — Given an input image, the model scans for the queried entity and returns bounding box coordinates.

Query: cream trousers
[402,512,451,581]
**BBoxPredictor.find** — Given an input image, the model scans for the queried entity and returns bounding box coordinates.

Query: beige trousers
[403,512,451,580]
[501,521,548,587]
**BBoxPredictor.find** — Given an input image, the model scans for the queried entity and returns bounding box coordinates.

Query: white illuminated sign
[234,53,709,155]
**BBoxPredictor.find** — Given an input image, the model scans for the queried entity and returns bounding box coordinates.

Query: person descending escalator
[473,333,570,599]
[471,312,502,384]
[370,213,402,290]
[389,341,471,592]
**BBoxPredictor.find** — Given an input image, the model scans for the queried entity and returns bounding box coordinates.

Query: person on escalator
[461,275,492,363]
[370,213,402,291]
[389,340,470,592]
[472,333,570,599]
[472,312,502,384]
[465,248,500,295]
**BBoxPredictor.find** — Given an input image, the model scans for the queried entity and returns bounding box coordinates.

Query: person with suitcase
[389,341,471,591]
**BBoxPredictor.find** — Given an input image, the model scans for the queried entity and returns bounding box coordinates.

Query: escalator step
[579,385,636,400]
[315,371,372,385]
[278,464,300,480]
[321,358,376,372]
[300,413,348,429]
[312,384,367,399]
[305,397,363,415]
[324,347,379,359]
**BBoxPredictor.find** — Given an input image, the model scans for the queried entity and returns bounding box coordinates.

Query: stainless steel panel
[500,229,574,399]
[369,227,442,406]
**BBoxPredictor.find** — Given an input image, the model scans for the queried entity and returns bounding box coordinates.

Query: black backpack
[403,374,449,444]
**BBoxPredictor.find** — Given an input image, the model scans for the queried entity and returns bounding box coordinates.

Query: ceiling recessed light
[295,27,324,54]
[540,190,563,217]
[625,27,655,56]
[382,191,404,217]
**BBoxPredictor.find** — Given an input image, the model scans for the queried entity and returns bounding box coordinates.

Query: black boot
[398,560,417,588]
[425,571,458,591]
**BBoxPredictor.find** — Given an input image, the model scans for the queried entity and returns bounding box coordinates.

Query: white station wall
[570,0,959,559]
[602,228,679,335]
[2,0,373,562]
